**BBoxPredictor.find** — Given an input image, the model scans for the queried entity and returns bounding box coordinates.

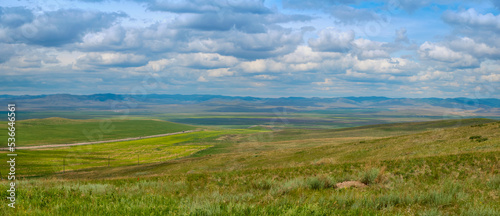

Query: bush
[360,168,380,185]
[305,176,334,190]
[272,178,305,195]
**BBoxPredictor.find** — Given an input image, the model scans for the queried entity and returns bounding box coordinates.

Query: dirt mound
[336,181,367,189]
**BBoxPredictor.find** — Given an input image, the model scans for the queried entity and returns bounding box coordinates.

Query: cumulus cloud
[214,27,304,59]
[419,42,479,68]
[343,69,398,82]
[254,74,277,80]
[280,46,341,63]
[480,73,500,82]
[0,8,127,46]
[351,38,390,59]
[0,6,34,28]
[206,68,234,77]
[76,11,306,60]
[313,78,336,85]
[448,37,500,59]
[173,13,267,33]
[408,70,453,82]
[239,59,285,73]
[78,25,132,51]
[442,8,500,32]
[353,57,418,74]
[197,76,208,82]
[175,53,239,69]
[329,5,380,24]
[76,52,148,68]
[146,0,271,14]
[1,0,499,98]
[308,28,354,52]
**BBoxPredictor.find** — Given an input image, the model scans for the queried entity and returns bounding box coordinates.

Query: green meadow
[0,117,196,146]
[0,118,498,215]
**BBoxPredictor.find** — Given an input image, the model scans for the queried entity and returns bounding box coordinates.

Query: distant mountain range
[1,94,500,116]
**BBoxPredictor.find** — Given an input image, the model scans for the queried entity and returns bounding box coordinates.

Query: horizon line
[1,93,499,100]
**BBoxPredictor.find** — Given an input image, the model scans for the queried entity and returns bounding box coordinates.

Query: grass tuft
[306,175,335,190]
[360,168,380,185]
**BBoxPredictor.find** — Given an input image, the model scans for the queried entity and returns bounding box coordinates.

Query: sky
[1,0,500,98]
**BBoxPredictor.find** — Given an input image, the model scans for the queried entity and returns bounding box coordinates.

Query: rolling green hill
[0,117,197,146]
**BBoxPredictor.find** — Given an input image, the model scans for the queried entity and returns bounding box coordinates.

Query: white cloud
[313,78,335,85]
[76,52,148,68]
[419,42,479,68]
[197,76,208,82]
[254,74,277,80]
[408,70,453,82]
[448,37,500,58]
[289,62,319,71]
[239,59,285,73]
[280,46,340,64]
[206,68,234,77]
[175,53,239,69]
[308,28,354,52]
[481,73,500,82]
[353,57,417,74]
[442,8,500,31]
[351,38,390,59]
[146,59,174,72]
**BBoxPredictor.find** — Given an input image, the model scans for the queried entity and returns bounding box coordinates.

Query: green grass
[0,119,498,215]
[0,117,196,146]
[0,152,498,215]
[0,129,268,177]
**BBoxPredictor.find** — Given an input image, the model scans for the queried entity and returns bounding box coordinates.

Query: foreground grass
[0,152,498,215]
[0,117,196,146]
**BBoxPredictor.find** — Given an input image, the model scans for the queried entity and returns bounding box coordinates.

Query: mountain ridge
[1,93,500,115]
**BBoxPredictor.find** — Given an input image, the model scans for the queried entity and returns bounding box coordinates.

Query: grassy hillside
[267,118,498,142]
[46,118,499,178]
[0,119,498,215]
[0,117,197,146]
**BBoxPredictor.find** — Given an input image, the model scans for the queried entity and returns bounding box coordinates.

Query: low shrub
[360,168,380,185]
[305,175,335,190]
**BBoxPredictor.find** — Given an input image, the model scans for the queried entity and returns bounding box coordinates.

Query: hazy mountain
[1,94,499,115]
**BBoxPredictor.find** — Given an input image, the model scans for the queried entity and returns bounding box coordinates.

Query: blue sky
[1,0,500,98]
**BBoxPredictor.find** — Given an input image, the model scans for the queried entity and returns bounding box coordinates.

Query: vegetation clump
[360,168,381,185]
[470,124,486,127]
[306,175,335,190]
[469,135,488,142]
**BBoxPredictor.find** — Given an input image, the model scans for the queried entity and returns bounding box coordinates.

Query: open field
[1,128,268,177]
[0,118,196,146]
[0,118,498,215]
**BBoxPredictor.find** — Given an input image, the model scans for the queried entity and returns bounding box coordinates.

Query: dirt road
[0,129,201,150]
